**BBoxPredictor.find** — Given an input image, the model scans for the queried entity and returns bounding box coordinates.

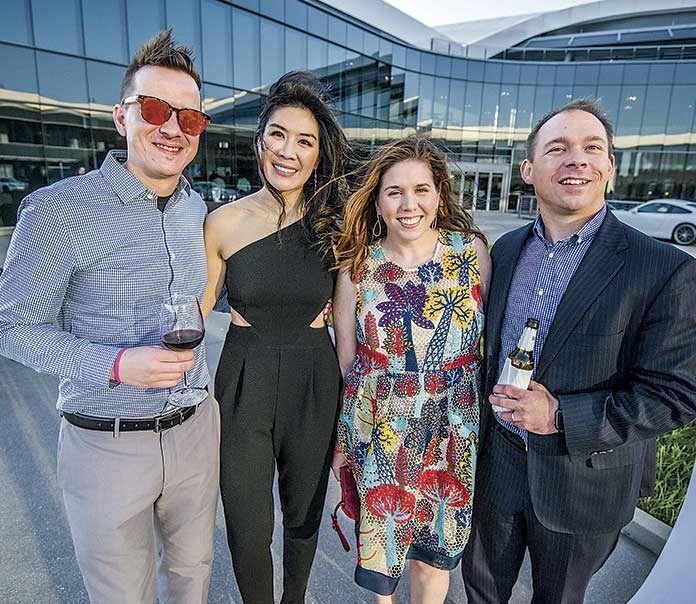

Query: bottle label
[492,359,533,413]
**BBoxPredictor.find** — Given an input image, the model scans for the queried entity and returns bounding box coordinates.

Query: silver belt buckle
[154,416,162,433]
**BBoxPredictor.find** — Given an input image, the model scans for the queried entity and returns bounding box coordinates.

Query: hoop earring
[372,215,382,238]
[431,213,438,230]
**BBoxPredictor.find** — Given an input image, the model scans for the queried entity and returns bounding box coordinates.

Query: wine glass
[160,293,208,407]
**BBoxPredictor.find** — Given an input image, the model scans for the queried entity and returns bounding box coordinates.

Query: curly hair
[254,71,350,259]
[335,136,485,281]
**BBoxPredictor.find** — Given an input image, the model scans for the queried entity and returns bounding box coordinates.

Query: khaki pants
[57,396,221,604]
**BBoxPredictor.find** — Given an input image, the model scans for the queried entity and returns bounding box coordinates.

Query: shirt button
[538,289,544,296]
[171,253,176,261]
[147,193,154,200]
[577,236,583,243]
[548,252,554,258]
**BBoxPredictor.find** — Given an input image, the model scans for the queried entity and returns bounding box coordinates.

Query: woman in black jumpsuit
[202,72,350,604]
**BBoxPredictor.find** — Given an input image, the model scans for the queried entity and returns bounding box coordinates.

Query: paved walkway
[0,213,661,603]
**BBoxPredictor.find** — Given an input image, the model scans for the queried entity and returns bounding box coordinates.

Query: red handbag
[331,465,360,552]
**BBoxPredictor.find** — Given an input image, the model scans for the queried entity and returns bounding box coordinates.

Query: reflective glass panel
[447,79,465,127]
[418,75,434,126]
[87,61,126,108]
[285,27,307,72]
[260,0,284,18]
[534,86,554,120]
[166,0,202,71]
[432,77,448,128]
[640,85,670,137]
[616,84,647,137]
[599,64,624,85]
[0,0,31,45]
[127,0,165,56]
[202,0,233,87]
[498,84,518,129]
[328,17,346,47]
[666,86,696,137]
[261,19,284,90]
[307,6,328,38]
[479,82,499,128]
[516,85,535,132]
[32,0,83,55]
[233,9,260,91]
[37,52,88,105]
[0,44,38,97]
[308,37,328,76]
[285,0,307,29]
[675,64,696,85]
[623,64,650,85]
[463,82,482,127]
[555,65,575,86]
[83,0,128,63]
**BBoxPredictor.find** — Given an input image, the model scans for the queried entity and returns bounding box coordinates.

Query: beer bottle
[493,318,539,413]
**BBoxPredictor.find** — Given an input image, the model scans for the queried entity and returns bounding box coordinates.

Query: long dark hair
[254,71,350,258]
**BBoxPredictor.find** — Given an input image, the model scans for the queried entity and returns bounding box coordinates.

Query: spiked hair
[120,28,201,100]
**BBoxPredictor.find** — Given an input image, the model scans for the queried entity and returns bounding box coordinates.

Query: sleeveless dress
[215,220,341,604]
[337,229,483,596]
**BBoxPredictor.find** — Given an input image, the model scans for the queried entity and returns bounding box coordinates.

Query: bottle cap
[526,318,540,329]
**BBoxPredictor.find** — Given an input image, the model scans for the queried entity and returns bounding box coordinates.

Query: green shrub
[638,422,696,527]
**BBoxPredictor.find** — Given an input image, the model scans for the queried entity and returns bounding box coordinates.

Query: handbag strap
[331,501,351,552]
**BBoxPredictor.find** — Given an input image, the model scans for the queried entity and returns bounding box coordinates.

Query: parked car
[613,199,696,246]
[0,177,28,192]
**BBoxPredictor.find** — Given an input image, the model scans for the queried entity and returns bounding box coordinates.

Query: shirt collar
[533,204,607,247]
[99,150,191,205]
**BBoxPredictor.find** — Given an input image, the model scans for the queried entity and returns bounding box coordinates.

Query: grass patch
[638,421,696,527]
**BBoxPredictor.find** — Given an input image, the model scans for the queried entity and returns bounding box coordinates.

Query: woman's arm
[473,235,492,308]
[201,211,227,319]
[332,267,358,379]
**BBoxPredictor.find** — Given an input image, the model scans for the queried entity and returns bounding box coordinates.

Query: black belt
[61,402,202,433]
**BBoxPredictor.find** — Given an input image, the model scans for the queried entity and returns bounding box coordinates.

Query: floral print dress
[337,229,483,596]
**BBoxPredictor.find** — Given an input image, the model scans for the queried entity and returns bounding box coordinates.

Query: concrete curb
[621,507,672,555]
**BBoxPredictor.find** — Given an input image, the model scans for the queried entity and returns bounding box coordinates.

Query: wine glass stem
[183,371,189,389]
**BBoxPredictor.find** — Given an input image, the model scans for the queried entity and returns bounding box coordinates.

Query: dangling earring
[372,214,383,238]
[314,170,318,192]
[431,213,438,230]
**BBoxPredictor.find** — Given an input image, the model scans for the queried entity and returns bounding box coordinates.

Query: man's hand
[492,380,559,435]
[114,346,195,388]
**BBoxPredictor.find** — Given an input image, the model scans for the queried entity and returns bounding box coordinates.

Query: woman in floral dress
[332,136,491,603]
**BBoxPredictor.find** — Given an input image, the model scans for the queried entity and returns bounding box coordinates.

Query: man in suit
[462,98,696,604]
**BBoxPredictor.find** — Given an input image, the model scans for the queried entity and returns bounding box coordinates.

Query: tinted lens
[139,97,171,125]
[178,109,209,136]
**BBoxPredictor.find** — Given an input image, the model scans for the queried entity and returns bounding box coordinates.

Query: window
[233,9,260,91]
[285,28,306,72]
[37,52,88,105]
[32,0,83,54]
[261,19,284,90]
[0,0,31,45]
[0,44,38,97]
[83,0,128,63]
[202,0,233,87]
[127,0,165,56]
[637,203,669,213]
[667,205,691,214]
[87,61,126,107]
[166,0,202,72]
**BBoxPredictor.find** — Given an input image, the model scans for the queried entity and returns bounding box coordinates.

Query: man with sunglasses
[0,30,218,604]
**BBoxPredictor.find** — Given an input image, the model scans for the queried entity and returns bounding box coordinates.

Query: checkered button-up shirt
[0,150,209,417]
[496,205,607,441]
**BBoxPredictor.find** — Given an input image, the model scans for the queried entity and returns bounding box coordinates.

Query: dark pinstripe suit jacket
[481,210,696,534]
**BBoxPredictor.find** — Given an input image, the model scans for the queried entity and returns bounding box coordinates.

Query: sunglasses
[121,95,210,136]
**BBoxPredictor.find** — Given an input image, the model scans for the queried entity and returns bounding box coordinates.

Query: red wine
[162,328,204,350]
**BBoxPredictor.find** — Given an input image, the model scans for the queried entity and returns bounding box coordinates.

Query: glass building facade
[1,0,696,226]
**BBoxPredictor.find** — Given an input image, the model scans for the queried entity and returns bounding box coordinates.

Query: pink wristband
[113,347,128,384]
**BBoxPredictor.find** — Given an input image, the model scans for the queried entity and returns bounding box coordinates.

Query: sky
[385,0,596,26]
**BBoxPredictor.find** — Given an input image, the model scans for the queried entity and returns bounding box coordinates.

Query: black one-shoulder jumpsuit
[215,220,340,604]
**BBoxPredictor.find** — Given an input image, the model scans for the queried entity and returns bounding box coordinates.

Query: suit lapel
[535,212,628,381]
[486,223,533,393]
